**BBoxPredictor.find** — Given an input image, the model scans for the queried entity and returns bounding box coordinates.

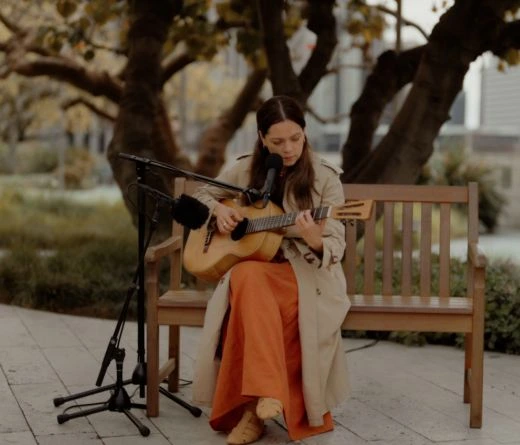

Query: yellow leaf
[362,28,372,43]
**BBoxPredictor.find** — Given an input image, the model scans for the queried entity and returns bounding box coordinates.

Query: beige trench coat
[191,152,351,427]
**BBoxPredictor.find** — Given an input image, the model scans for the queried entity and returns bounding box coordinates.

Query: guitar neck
[245,207,331,234]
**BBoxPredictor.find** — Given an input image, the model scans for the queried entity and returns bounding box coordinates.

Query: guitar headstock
[331,199,374,220]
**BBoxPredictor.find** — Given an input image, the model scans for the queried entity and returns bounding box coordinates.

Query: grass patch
[0,187,135,249]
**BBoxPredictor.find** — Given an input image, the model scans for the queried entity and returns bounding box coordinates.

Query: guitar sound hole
[231,218,249,241]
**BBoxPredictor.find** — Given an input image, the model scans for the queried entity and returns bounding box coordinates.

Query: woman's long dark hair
[249,95,315,210]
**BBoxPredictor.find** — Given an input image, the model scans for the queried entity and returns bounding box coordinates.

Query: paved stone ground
[1,303,520,445]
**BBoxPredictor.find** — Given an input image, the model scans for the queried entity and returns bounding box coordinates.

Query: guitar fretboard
[245,207,331,234]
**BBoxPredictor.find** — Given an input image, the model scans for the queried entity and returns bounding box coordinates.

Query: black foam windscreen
[172,194,210,230]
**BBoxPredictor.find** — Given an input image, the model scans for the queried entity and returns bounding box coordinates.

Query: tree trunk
[344,0,514,185]
[341,47,424,178]
[107,0,185,237]
[256,0,337,105]
[194,68,267,177]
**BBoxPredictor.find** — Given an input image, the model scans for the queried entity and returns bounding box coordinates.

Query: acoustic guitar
[183,199,373,282]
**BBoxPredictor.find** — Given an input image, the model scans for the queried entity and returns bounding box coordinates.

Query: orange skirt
[209,260,333,441]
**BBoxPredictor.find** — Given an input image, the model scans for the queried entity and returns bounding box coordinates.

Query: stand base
[54,379,133,407]
[54,380,202,437]
[56,386,150,437]
[159,386,202,417]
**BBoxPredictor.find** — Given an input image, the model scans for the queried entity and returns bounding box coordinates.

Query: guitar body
[183,199,285,282]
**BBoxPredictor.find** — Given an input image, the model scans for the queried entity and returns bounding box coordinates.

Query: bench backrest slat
[345,220,357,295]
[466,183,479,299]
[439,203,451,298]
[382,203,394,296]
[420,203,433,297]
[401,202,414,296]
[363,208,377,296]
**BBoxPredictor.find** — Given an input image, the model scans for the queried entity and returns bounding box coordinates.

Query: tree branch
[375,5,429,40]
[62,97,116,122]
[8,56,123,103]
[0,10,22,35]
[161,50,195,84]
[298,0,338,101]
[305,105,349,124]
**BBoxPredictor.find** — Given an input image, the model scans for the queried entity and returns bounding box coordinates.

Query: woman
[192,95,350,444]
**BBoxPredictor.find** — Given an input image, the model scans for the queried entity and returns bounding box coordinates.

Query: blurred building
[474,63,520,228]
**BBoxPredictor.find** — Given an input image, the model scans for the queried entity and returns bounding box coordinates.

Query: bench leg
[469,329,484,428]
[168,326,180,393]
[469,268,485,428]
[146,306,160,417]
[464,333,471,404]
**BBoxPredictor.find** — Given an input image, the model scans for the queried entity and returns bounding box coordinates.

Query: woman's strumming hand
[214,202,243,234]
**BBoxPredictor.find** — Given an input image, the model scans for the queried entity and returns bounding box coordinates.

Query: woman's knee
[230,261,264,304]
[230,261,260,281]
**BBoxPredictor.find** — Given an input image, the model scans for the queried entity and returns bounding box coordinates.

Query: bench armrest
[145,236,183,263]
[468,242,487,269]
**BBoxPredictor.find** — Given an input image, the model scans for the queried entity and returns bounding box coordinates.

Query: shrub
[420,147,507,233]
[0,240,139,318]
[24,146,59,174]
[59,147,95,189]
[0,189,134,249]
[9,142,59,174]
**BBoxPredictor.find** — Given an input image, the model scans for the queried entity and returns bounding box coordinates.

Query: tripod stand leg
[159,386,202,417]
[54,379,134,407]
[124,409,151,436]
[57,403,109,424]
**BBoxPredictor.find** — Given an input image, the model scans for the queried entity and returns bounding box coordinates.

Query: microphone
[137,184,209,230]
[260,153,283,207]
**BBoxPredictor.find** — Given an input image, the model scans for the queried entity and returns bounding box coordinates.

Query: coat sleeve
[192,159,249,218]
[288,169,346,269]
[318,173,346,269]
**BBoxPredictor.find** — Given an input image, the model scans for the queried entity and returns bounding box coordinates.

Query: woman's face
[259,119,305,167]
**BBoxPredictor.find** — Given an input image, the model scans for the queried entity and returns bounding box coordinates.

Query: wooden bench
[145,178,486,428]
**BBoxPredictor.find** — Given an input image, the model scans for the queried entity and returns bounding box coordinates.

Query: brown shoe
[226,409,264,445]
[256,397,283,420]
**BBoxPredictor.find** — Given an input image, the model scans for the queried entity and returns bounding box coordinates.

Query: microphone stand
[117,153,263,204]
[52,159,202,435]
